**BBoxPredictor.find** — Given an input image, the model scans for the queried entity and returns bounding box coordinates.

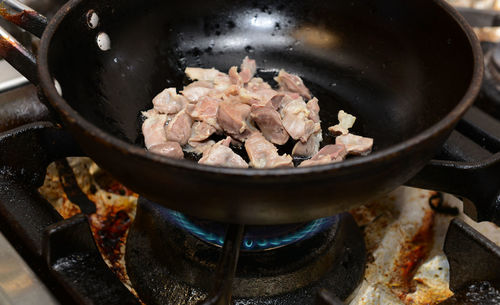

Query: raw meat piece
[185,67,221,81]
[199,137,248,168]
[246,77,272,91]
[271,93,301,111]
[245,132,293,168]
[274,69,311,99]
[143,57,373,169]
[328,110,356,135]
[299,144,347,167]
[142,110,168,149]
[250,104,289,145]
[306,97,320,123]
[228,66,242,85]
[189,121,216,142]
[186,139,216,155]
[292,130,322,157]
[165,110,192,145]
[188,98,220,130]
[335,133,373,156]
[217,100,255,141]
[280,98,319,143]
[149,142,184,159]
[239,88,278,106]
[152,88,186,115]
[181,81,215,102]
[239,56,257,83]
[214,73,231,91]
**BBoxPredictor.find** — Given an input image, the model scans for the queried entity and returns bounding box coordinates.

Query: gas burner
[166,209,337,251]
[125,197,366,305]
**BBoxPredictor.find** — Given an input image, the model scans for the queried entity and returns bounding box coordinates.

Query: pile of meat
[142,57,373,168]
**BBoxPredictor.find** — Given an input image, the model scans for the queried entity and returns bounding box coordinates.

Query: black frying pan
[0,0,493,225]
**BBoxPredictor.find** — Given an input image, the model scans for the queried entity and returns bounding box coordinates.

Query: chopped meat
[186,139,216,155]
[335,133,373,156]
[280,98,319,143]
[240,56,257,83]
[181,87,213,102]
[228,66,242,85]
[185,67,221,81]
[188,97,220,130]
[217,100,255,141]
[270,94,285,110]
[299,144,347,167]
[246,77,272,91]
[152,88,186,115]
[185,80,214,89]
[271,93,301,111]
[274,69,311,99]
[165,110,192,145]
[292,130,322,157]
[239,88,278,106]
[142,110,168,149]
[149,142,184,159]
[306,97,320,123]
[250,104,289,145]
[214,73,231,91]
[143,57,373,168]
[189,121,216,142]
[199,137,248,168]
[245,132,293,168]
[328,110,356,135]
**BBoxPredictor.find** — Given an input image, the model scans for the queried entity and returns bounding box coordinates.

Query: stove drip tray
[125,197,366,305]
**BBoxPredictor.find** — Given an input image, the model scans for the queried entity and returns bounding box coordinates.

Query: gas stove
[0,2,500,305]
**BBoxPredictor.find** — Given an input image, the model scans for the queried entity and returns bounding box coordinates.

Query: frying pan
[0,0,496,225]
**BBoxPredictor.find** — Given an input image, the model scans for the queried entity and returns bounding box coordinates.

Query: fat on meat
[335,133,373,156]
[149,142,184,159]
[245,132,293,168]
[274,69,311,100]
[165,110,192,145]
[328,110,356,136]
[299,144,347,167]
[199,137,248,168]
[250,104,289,145]
[280,98,319,143]
[142,110,168,149]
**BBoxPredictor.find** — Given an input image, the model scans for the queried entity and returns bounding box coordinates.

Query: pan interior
[47,0,474,156]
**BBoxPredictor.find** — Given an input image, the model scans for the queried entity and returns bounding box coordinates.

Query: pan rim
[37,0,484,178]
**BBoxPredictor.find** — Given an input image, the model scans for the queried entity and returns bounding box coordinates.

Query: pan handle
[408,153,500,225]
[0,26,38,84]
[407,115,500,226]
[0,0,48,38]
[0,0,48,84]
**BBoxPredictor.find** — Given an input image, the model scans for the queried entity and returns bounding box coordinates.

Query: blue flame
[167,210,336,251]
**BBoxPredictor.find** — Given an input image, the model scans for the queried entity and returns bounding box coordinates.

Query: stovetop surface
[0,1,500,305]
